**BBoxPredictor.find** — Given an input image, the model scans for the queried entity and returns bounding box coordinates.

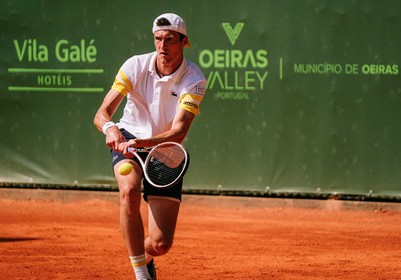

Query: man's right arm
[93,89,126,151]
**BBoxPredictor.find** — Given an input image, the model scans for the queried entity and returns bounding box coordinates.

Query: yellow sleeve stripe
[179,93,204,115]
[111,69,132,96]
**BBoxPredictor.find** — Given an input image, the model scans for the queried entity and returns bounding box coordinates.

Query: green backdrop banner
[1,1,400,196]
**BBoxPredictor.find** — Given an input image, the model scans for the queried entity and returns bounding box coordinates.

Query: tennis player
[94,13,206,280]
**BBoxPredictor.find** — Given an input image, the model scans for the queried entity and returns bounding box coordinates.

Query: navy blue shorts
[111,129,183,202]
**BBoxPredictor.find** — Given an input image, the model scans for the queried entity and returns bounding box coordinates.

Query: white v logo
[222,23,244,46]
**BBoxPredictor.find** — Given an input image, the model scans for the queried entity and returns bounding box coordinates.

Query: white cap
[152,13,187,36]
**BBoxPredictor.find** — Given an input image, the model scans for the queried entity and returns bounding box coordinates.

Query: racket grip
[128,147,134,153]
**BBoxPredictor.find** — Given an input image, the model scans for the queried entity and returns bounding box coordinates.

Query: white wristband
[102,121,116,135]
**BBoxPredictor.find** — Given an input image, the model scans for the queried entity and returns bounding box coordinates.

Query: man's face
[154,30,187,68]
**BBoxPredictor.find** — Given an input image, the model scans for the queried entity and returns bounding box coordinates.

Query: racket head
[143,142,189,188]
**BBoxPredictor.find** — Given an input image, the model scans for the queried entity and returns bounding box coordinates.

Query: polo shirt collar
[149,52,186,82]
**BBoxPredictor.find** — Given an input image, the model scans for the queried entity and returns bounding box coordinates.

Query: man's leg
[145,197,180,259]
[115,160,151,279]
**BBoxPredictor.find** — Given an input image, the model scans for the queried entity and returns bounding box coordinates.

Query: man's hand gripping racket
[121,142,189,188]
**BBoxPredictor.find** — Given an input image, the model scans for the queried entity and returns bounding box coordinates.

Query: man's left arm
[124,109,195,151]
[162,108,196,144]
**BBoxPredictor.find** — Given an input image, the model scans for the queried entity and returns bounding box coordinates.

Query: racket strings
[145,144,187,186]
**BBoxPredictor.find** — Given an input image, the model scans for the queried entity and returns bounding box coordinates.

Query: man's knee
[151,238,173,255]
[118,179,142,211]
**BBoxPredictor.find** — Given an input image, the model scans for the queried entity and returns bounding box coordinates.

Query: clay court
[1,188,401,280]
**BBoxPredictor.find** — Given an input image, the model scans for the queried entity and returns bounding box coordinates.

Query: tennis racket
[128,142,189,188]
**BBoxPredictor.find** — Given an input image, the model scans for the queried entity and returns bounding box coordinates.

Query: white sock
[130,255,151,280]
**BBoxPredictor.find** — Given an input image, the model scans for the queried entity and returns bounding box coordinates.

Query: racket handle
[127,147,145,153]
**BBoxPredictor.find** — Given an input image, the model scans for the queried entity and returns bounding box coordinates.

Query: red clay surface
[1,189,401,279]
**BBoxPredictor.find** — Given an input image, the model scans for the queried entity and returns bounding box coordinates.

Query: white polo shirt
[111,52,206,138]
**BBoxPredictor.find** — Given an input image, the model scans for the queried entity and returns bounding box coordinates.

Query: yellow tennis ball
[118,162,133,176]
